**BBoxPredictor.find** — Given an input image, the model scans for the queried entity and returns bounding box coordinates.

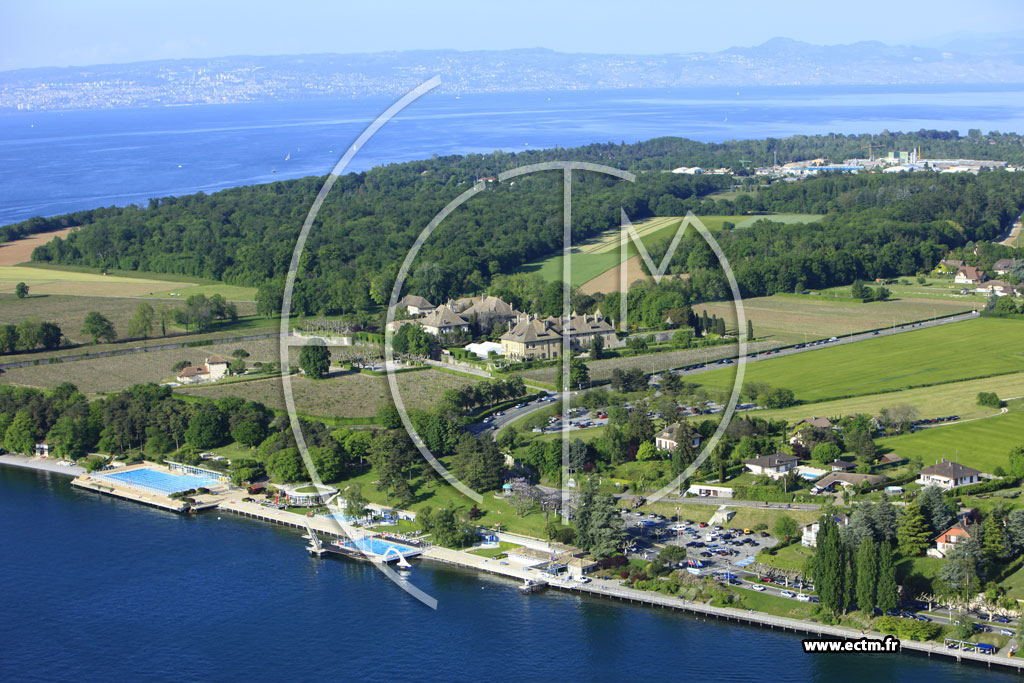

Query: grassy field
[514,339,779,385]
[696,293,973,345]
[691,317,1024,403]
[336,468,554,538]
[517,214,821,287]
[746,372,1024,425]
[0,292,261,347]
[756,542,816,572]
[0,264,256,301]
[876,409,1024,474]
[177,367,483,418]
[1,337,283,393]
[1001,564,1024,601]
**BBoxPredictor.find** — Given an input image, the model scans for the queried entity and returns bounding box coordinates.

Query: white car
[796,593,811,602]
[574,576,592,584]
[780,590,796,598]
[751,584,766,592]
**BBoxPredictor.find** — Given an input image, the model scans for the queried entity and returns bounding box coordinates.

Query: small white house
[916,459,981,490]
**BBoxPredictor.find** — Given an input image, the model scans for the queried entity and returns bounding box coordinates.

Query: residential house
[976,280,1018,297]
[928,522,973,558]
[396,295,434,316]
[795,416,836,430]
[743,453,799,479]
[812,472,887,492]
[992,258,1020,276]
[938,258,966,273]
[830,459,856,472]
[916,459,981,490]
[801,514,850,547]
[876,453,905,468]
[954,266,986,285]
[686,484,734,498]
[419,306,470,336]
[175,355,230,384]
[655,423,703,452]
[500,317,563,360]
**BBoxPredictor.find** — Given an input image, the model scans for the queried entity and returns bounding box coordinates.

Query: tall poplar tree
[812,516,845,616]
[876,541,898,613]
[855,539,879,613]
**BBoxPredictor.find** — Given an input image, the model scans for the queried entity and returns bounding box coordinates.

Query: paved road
[467,393,560,436]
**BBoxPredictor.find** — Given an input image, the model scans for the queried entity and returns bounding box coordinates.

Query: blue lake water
[0,466,1017,682]
[1,83,1024,225]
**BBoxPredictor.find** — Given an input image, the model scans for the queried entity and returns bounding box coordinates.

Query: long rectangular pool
[97,467,220,495]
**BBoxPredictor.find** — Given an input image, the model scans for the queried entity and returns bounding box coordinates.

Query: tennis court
[97,467,220,495]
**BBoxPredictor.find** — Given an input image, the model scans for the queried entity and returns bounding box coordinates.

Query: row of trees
[810,515,899,618]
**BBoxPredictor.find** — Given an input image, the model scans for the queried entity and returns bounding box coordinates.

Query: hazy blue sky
[2,0,1022,71]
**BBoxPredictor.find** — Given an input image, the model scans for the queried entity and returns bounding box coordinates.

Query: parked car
[780,590,796,598]
[751,584,766,592]
[1000,628,1016,636]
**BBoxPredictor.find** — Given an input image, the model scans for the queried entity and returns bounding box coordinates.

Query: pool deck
[71,463,231,513]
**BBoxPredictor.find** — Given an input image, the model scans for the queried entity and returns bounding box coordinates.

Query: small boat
[285,152,290,161]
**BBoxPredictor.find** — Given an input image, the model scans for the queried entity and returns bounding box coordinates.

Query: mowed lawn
[177,368,483,419]
[692,317,1024,403]
[696,294,972,345]
[876,409,1024,474]
[747,372,1024,425]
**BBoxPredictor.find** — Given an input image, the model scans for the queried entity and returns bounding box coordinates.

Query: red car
[699,522,708,527]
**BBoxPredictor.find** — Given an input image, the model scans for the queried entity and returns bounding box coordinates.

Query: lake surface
[0,466,1016,682]
[1,83,1024,225]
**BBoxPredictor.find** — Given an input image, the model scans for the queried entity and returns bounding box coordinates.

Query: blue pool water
[345,536,417,557]
[98,467,219,494]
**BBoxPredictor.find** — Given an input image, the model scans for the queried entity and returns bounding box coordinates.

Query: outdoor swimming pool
[97,468,220,495]
[343,537,418,558]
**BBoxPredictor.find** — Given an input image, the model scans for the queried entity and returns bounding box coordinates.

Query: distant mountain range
[3,37,1024,112]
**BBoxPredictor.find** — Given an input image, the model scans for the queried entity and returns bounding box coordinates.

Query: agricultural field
[0,337,282,394]
[513,339,779,386]
[0,292,261,348]
[876,408,1024,474]
[0,227,80,266]
[0,263,256,301]
[696,293,973,345]
[176,367,484,419]
[517,214,822,289]
[690,317,1024,403]
[817,274,991,305]
[740,371,1024,426]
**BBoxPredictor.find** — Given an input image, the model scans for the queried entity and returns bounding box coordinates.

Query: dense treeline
[19,132,1024,322]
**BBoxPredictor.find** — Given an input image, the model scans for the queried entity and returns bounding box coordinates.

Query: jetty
[420,546,1024,673]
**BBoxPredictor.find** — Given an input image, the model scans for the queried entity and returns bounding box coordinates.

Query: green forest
[14,131,1024,324]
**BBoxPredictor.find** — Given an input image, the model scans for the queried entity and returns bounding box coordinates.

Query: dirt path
[0,226,79,266]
